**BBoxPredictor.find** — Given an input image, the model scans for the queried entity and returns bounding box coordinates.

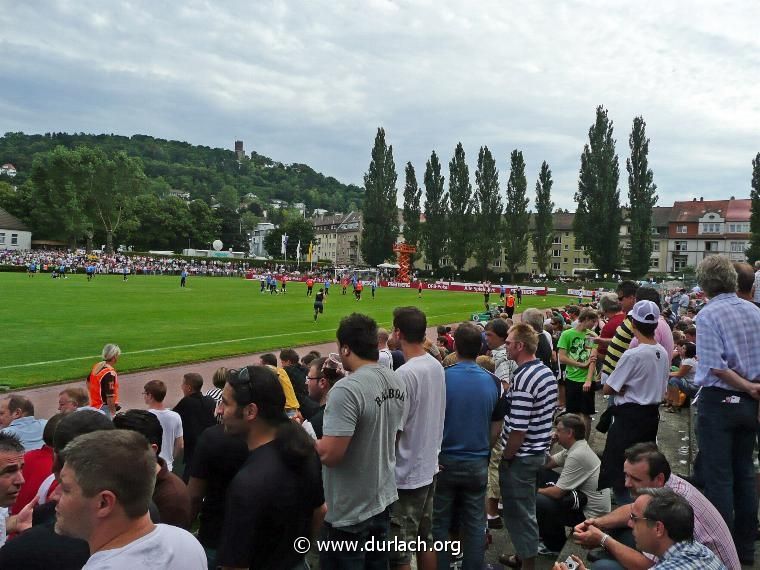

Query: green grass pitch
[0,273,568,389]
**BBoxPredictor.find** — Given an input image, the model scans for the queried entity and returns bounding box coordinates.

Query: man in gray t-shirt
[317,313,406,568]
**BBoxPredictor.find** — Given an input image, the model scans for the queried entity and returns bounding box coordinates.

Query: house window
[652,241,660,252]
[704,241,719,252]
[651,227,659,235]
[552,262,561,271]
[552,236,561,244]
[675,241,688,252]
[531,256,537,262]
[583,257,589,264]
[650,258,660,268]
[677,225,688,234]
[674,257,688,271]
[11,233,18,245]
[573,257,581,264]
[565,232,569,237]
[563,258,568,263]
[729,223,750,233]
[564,244,569,250]
[0,233,5,245]
[702,222,720,233]
[553,249,561,257]
[730,241,747,253]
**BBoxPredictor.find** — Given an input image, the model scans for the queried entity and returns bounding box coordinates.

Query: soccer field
[0,273,568,389]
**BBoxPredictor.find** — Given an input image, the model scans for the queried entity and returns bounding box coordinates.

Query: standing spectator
[594,293,625,369]
[259,353,301,416]
[505,292,516,319]
[113,410,192,530]
[143,380,184,472]
[389,307,446,570]
[692,255,760,565]
[753,260,760,307]
[557,309,599,438]
[521,308,554,370]
[0,433,36,547]
[55,430,206,569]
[304,355,345,439]
[600,281,639,379]
[0,396,47,451]
[483,318,517,529]
[204,366,227,423]
[187,423,249,569]
[434,323,506,570]
[87,343,121,417]
[733,261,756,302]
[599,300,669,504]
[387,336,406,370]
[281,348,320,420]
[536,413,610,556]
[316,313,406,569]
[498,323,558,570]
[627,289,674,365]
[173,372,216,481]
[377,328,394,369]
[217,365,325,569]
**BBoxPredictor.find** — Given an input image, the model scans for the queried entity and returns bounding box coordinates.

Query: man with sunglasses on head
[316,313,407,570]
[304,355,345,440]
[218,365,326,570]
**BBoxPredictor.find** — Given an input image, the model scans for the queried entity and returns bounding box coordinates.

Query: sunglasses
[629,513,654,524]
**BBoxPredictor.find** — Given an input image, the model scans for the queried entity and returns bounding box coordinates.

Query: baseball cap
[630,300,660,324]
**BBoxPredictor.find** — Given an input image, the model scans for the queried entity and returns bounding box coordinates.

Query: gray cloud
[1,0,759,210]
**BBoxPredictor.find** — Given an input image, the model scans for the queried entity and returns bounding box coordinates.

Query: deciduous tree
[626,116,658,277]
[473,146,503,276]
[532,161,554,274]
[747,153,760,263]
[504,150,530,279]
[360,128,398,265]
[402,162,422,262]
[447,143,472,270]
[422,151,448,271]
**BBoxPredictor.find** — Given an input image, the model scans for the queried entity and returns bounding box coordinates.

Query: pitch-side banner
[381,281,550,295]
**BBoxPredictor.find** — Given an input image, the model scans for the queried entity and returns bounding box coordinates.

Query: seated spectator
[143,380,184,471]
[173,373,216,481]
[217,365,326,570]
[561,488,726,570]
[303,355,345,439]
[11,413,63,515]
[665,342,697,412]
[434,322,506,570]
[113,410,192,529]
[536,413,610,556]
[55,430,206,568]
[57,387,104,414]
[259,353,301,415]
[281,348,320,420]
[572,443,739,570]
[187,422,249,569]
[0,396,47,451]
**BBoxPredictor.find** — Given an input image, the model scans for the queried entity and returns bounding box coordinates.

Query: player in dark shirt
[313,288,325,322]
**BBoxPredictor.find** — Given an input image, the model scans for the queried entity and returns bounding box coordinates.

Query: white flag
[296,240,301,260]
[281,233,288,255]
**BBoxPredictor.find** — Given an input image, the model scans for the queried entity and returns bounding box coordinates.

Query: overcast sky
[2,1,759,210]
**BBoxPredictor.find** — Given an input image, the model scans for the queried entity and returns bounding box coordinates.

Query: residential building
[168,189,191,201]
[667,198,751,272]
[0,163,17,177]
[248,222,276,258]
[0,206,32,250]
[312,211,363,266]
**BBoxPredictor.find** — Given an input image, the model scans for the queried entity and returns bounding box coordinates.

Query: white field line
[0,311,465,370]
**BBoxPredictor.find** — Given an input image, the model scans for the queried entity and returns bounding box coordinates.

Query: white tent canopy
[377,263,400,269]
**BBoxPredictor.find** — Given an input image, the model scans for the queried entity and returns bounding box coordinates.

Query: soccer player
[324,278,331,296]
[313,288,325,322]
[280,274,287,294]
[341,276,348,295]
[370,279,377,299]
[418,280,423,299]
[306,277,314,297]
[180,268,188,288]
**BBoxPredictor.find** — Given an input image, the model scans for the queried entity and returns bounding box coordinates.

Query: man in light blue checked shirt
[693,254,760,566]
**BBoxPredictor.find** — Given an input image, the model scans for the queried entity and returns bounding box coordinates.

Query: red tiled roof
[670,200,730,222]
[725,198,751,221]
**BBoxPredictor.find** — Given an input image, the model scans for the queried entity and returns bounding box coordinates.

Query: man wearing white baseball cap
[597,300,671,505]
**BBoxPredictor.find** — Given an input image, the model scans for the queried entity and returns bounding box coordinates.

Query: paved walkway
[20,327,447,419]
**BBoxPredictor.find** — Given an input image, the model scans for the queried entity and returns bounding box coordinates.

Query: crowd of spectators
[0,256,758,569]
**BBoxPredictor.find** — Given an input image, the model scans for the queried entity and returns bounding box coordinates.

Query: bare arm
[573,523,653,570]
[490,421,502,447]
[538,484,566,499]
[173,436,184,461]
[316,435,353,467]
[559,348,590,368]
[187,476,207,523]
[312,503,327,538]
[669,364,693,379]
[713,368,760,399]
[502,430,526,461]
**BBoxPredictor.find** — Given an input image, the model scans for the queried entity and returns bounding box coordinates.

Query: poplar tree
[626,116,658,277]
[574,105,622,275]
[747,152,760,263]
[504,150,530,279]
[532,161,554,274]
[402,162,422,262]
[422,151,448,271]
[360,127,398,265]
[447,143,472,270]
[473,146,503,276]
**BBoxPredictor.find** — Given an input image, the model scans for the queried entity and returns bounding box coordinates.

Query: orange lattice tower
[392,242,417,283]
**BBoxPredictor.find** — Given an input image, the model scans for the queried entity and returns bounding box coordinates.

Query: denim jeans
[499,454,545,560]
[697,387,759,560]
[432,457,488,570]
[320,508,391,570]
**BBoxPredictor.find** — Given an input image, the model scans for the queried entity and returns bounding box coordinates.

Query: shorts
[389,481,436,564]
[314,303,323,313]
[565,380,596,415]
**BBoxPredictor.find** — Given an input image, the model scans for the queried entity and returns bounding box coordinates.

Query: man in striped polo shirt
[498,323,558,570]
